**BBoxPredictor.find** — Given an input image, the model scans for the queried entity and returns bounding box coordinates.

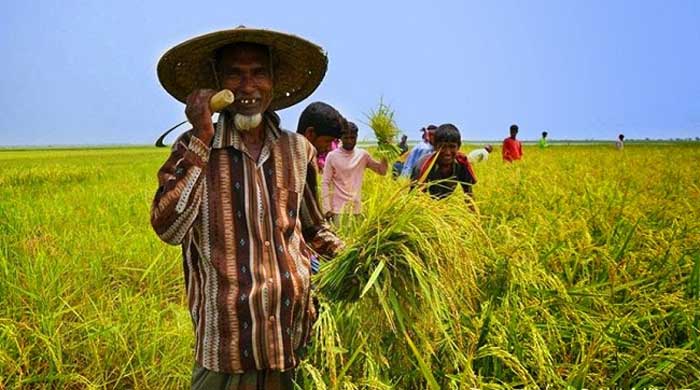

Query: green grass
[1,144,699,389]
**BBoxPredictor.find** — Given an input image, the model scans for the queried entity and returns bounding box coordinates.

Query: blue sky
[1,0,698,146]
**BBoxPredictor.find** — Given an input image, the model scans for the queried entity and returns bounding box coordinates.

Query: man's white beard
[234,113,263,131]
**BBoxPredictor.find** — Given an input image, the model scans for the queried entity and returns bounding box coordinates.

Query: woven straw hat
[157,26,328,111]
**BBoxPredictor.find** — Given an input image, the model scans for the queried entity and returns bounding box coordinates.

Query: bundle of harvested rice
[311,177,482,388]
[366,101,402,160]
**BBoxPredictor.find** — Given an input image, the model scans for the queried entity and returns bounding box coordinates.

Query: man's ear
[304,126,315,140]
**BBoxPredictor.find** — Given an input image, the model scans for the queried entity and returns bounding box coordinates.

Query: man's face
[341,130,358,151]
[436,141,460,167]
[426,131,435,145]
[216,44,273,116]
[314,135,337,154]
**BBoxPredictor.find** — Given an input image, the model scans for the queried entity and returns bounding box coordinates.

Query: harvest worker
[502,124,523,162]
[397,134,409,155]
[296,101,346,273]
[539,131,549,149]
[151,26,343,389]
[296,101,345,169]
[616,133,625,150]
[400,124,437,177]
[392,135,411,177]
[321,121,388,221]
[411,124,477,202]
[467,144,493,164]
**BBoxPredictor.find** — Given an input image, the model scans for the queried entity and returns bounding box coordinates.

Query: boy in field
[410,124,477,202]
[322,122,388,220]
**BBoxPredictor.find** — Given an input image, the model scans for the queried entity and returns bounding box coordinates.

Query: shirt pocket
[275,187,299,237]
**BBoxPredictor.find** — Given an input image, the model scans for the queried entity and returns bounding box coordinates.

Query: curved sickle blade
[155,120,188,147]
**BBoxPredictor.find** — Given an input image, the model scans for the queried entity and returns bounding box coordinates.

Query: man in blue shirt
[400,125,436,177]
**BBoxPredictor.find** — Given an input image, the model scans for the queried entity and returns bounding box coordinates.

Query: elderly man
[151,27,343,389]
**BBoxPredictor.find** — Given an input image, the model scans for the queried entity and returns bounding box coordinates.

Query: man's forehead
[216,43,271,64]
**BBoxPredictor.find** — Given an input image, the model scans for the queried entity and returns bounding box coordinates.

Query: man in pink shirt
[322,122,388,219]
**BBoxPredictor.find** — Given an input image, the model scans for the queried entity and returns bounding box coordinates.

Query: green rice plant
[365,100,401,160]
[2,143,700,388]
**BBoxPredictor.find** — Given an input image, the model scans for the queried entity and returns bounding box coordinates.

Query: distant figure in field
[411,124,477,203]
[539,131,550,149]
[616,134,625,150]
[502,124,523,162]
[467,144,493,164]
[398,134,409,155]
[400,125,437,177]
[391,134,408,178]
[392,134,411,177]
[322,122,388,220]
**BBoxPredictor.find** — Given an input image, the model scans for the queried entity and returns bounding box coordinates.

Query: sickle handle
[210,89,235,112]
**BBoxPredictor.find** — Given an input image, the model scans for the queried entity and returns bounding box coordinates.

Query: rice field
[1,143,699,389]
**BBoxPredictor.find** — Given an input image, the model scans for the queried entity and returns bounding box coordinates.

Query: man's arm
[365,151,388,175]
[460,180,474,197]
[150,131,209,245]
[151,89,216,245]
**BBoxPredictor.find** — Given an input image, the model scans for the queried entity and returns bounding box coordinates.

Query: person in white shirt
[467,144,493,163]
[616,134,625,150]
[322,122,388,219]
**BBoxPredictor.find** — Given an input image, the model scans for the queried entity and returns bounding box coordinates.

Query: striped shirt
[150,112,343,373]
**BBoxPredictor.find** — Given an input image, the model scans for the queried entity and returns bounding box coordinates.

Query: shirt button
[264,241,270,247]
[269,315,275,322]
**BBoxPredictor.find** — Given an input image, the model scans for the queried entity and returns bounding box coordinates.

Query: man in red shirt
[502,124,523,162]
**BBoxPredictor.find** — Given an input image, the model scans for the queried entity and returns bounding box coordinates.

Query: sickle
[154,90,235,147]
